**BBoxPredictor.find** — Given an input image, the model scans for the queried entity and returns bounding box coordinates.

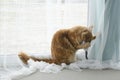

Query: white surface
[19,69,120,80]
[2,69,120,80]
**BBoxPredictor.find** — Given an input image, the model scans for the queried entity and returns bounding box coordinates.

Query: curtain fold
[88,0,105,61]
[88,0,120,64]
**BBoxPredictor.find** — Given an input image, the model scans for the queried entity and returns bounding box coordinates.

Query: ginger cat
[18,26,96,65]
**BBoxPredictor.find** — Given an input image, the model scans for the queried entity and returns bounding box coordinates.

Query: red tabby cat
[18,26,96,65]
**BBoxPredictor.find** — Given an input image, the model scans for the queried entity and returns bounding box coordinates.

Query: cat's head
[81,28,96,43]
[69,26,96,48]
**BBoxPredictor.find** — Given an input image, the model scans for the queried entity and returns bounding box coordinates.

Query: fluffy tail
[18,52,56,64]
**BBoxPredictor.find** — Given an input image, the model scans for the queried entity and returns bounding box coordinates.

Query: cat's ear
[88,25,93,32]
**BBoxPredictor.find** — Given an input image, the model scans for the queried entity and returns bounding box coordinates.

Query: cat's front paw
[84,42,90,49]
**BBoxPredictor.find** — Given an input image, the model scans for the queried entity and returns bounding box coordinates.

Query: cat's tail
[18,52,56,65]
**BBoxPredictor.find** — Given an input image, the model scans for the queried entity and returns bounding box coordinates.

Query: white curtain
[88,0,120,68]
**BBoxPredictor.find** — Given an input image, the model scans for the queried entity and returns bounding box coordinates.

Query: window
[0,0,88,55]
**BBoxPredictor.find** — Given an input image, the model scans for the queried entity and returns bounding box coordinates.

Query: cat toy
[85,50,88,59]
[85,49,88,60]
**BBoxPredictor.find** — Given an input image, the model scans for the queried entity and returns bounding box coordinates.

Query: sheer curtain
[88,0,120,68]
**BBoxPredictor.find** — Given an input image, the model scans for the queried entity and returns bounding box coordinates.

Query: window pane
[0,0,88,55]
[47,0,88,45]
[0,0,47,54]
